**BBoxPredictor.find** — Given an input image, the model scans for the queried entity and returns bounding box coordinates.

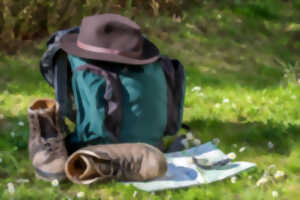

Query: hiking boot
[65,143,168,184]
[27,98,68,181]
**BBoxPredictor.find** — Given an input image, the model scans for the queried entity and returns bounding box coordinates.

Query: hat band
[77,40,143,59]
[77,40,121,55]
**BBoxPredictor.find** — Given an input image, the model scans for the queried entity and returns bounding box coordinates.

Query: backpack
[40,28,185,152]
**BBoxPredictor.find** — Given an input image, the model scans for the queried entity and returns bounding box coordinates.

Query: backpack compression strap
[74,64,122,142]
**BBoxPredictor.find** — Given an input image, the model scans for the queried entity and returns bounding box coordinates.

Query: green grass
[1,1,300,199]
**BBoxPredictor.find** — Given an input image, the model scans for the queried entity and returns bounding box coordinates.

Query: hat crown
[78,14,143,54]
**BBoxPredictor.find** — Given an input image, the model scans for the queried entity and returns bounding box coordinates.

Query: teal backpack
[40,28,186,152]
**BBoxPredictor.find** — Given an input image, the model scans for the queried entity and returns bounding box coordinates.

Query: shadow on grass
[186,118,300,155]
[185,64,283,90]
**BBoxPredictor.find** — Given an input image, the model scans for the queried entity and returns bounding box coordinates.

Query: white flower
[192,86,201,92]
[186,132,194,140]
[231,176,237,184]
[272,190,279,198]
[223,98,230,103]
[268,141,274,149]
[181,138,189,148]
[76,191,85,198]
[193,138,201,146]
[215,103,221,108]
[17,179,30,184]
[133,190,138,198]
[7,182,15,194]
[256,176,268,187]
[18,121,24,126]
[51,179,59,187]
[239,146,246,153]
[267,164,276,170]
[291,95,297,100]
[10,131,16,138]
[198,92,205,97]
[0,114,4,120]
[212,138,220,145]
[227,152,237,160]
[274,170,285,179]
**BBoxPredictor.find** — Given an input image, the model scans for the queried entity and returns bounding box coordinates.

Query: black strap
[53,52,76,134]
[74,64,122,142]
[160,56,185,135]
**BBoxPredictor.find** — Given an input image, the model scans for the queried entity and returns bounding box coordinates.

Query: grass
[1,0,300,199]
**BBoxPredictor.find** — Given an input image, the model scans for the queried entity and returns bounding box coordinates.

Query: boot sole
[35,167,66,181]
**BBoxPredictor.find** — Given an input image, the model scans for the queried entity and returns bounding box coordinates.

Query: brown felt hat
[60,14,160,65]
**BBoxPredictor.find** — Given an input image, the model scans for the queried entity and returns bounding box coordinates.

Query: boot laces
[112,157,143,178]
[42,138,62,156]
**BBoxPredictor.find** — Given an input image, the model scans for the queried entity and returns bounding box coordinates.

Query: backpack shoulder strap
[40,27,80,130]
[74,64,122,142]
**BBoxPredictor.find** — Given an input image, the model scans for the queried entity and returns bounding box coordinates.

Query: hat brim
[60,33,160,65]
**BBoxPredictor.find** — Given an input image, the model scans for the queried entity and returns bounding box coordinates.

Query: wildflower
[256,176,268,187]
[198,92,205,97]
[17,179,30,184]
[223,98,230,103]
[7,182,15,194]
[0,114,4,120]
[186,132,194,140]
[268,141,274,149]
[193,138,201,146]
[10,131,16,138]
[274,170,285,180]
[51,179,59,187]
[239,146,246,153]
[192,86,201,92]
[133,190,138,198]
[227,152,237,160]
[212,138,220,145]
[18,121,24,126]
[215,103,221,108]
[267,164,276,170]
[181,138,189,148]
[76,192,85,198]
[272,190,279,198]
[231,176,237,184]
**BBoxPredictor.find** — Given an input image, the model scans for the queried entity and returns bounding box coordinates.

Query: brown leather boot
[65,143,168,184]
[27,98,68,181]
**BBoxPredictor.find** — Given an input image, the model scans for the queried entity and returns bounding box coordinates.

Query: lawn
[1,1,300,199]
